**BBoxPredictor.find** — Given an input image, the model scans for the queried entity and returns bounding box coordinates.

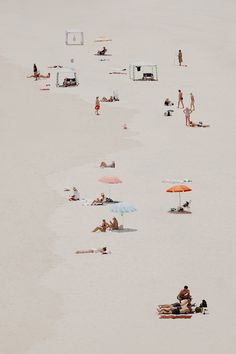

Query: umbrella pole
[179,192,181,207]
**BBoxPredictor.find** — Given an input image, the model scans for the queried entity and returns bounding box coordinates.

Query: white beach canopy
[129,62,158,81]
[56,67,79,87]
[65,29,84,45]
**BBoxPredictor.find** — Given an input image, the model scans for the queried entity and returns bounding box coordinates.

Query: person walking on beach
[95,96,100,115]
[178,50,183,66]
[178,89,184,108]
[183,107,192,126]
[190,93,195,111]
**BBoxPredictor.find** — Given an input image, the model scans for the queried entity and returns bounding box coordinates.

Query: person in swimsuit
[189,121,210,128]
[178,50,183,66]
[69,187,80,201]
[75,247,109,254]
[183,107,192,126]
[109,217,119,230]
[190,93,195,111]
[91,193,106,205]
[95,97,100,115]
[100,161,115,168]
[177,286,191,301]
[178,89,184,108]
[92,219,109,232]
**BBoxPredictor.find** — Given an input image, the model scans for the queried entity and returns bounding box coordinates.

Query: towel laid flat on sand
[159,314,192,319]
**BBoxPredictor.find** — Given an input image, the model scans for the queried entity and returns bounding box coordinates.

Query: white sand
[0,0,236,353]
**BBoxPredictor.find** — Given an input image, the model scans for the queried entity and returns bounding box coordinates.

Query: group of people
[157,286,208,315]
[92,217,119,232]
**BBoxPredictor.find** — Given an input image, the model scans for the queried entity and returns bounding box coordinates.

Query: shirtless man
[190,93,195,111]
[177,285,191,301]
[178,89,184,108]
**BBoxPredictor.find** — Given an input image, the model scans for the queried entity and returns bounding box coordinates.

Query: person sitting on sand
[75,247,109,254]
[109,217,119,230]
[189,121,210,128]
[92,219,109,232]
[183,200,191,208]
[164,98,174,106]
[97,46,107,55]
[27,72,50,80]
[69,187,80,201]
[91,193,106,205]
[177,285,191,301]
[100,161,116,168]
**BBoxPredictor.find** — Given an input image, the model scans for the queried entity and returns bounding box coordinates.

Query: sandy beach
[1,0,236,353]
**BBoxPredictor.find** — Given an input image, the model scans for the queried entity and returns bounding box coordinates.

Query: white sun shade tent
[65,29,84,45]
[129,62,158,81]
[56,67,79,87]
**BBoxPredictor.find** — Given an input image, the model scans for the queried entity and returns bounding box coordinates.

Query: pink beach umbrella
[99,176,122,197]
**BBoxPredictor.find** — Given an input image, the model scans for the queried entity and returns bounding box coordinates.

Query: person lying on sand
[91,193,106,205]
[92,219,109,232]
[157,300,193,315]
[100,161,115,168]
[27,72,50,80]
[48,65,63,68]
[69,187,80,201]
[108,217,119,230]
[75,247,110,254]
[101,96,114,102]
[189,121,210,128]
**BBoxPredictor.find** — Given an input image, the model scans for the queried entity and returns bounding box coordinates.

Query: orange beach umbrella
[166,185,192,206]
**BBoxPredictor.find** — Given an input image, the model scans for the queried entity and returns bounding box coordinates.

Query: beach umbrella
[110,202,136,227]
[99,176,122,197]
[166,185,192,207]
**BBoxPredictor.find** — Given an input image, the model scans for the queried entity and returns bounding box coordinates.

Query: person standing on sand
[190,93,195,111]
[178,89,184,108]
[178,50,183,66]
[183,107,192,126]
[95,96,100,115]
